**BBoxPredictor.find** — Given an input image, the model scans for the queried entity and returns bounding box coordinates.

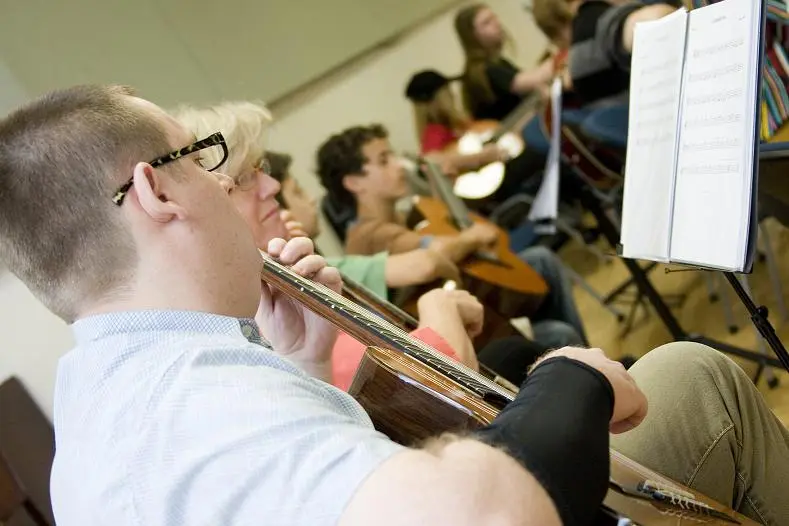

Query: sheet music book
[620,0,763,271]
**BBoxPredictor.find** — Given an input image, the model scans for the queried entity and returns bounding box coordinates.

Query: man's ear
[131,162,187,223]
[341,174,365,196]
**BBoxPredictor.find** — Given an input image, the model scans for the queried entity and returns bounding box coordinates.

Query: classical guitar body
[410,195,548,318]
[349,347,758,526]
[349,347,495,445]
[447,120,521,201]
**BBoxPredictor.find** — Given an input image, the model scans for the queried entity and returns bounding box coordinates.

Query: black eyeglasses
[112,132,229,206]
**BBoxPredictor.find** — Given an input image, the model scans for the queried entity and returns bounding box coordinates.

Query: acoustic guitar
[449,92,542,200]
[409,159,548,319]
[339,270,519,392]
[258,251,754,525]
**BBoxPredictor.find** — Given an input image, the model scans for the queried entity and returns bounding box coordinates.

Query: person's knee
[518,245,558,276]
[629,341,745,388]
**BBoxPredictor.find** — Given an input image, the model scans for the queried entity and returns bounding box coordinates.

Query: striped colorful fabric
[692,0,789,139]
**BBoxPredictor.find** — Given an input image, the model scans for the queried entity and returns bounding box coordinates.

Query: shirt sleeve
[146,351,405,525]
[420,124,455,153]
[486,61,519,95]
[327,252,388,299]
[409,327,459,361]
[331,327,460,392]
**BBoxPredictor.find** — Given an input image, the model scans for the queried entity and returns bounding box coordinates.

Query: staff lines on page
[682,112,742,129]
[691,37,745,59]
[684,88,744,106]
[678,162,739,175]
[686,62,744,83]
[680,137,740,152]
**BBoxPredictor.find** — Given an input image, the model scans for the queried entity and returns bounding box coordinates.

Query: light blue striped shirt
[50,311,404,525]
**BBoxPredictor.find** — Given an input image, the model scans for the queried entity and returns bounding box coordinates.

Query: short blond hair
[532,0,575,43]
[171,101,273,183]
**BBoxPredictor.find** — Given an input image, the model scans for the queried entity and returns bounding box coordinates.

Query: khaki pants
[612,342,789,526]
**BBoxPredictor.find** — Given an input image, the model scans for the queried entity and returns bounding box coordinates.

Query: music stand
[597,0,789,377]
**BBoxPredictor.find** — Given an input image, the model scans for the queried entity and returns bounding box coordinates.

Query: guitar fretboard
[261,253,515,404]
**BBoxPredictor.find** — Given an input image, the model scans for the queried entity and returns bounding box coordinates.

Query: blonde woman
[172,101,494,390]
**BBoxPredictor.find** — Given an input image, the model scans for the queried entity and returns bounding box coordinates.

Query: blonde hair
[411,85,469,143]
[171,101,273,184]
[532,0,576,43]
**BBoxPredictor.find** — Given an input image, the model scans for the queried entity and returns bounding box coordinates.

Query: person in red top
[405,69,508,175]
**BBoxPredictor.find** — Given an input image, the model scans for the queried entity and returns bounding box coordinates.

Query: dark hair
[315,124,388,208]
[454,4,497,115]
[0,84,171,321]
[263,150,293,207]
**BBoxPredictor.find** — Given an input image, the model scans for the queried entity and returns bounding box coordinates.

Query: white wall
[269,0,547,255]
[0,0,546,420]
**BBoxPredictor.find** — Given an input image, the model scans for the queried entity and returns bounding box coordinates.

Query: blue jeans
[517,246,588,349]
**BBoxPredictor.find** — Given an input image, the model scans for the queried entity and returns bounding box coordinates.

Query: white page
[669,0,760,270]
[620,8,688,261]
[528,78,562,234]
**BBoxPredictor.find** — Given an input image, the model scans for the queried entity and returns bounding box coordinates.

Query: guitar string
[260,253,515,400]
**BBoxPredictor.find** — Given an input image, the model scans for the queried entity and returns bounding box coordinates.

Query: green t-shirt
[326,252,389,300]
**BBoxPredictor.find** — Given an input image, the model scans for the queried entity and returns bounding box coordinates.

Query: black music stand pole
[722,272,789,372]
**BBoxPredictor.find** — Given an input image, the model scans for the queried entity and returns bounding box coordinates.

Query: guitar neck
[421,160,474,230]
[340,273,418,331]
[259,251,515,405]
[488,91,543,143]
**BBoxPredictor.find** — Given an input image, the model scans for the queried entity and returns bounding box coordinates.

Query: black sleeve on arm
[486,62,518,94]
[475,357,614,526]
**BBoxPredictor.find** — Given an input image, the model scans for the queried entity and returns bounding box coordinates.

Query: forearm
[385,250,443,287]
[428,235,479,263]
[476,357,614,526]
[290,359,333,384]
[416,303,478,371]
[445,148,501,174]
[511,68,550,95]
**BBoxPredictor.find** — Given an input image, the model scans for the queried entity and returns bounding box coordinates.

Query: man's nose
[216,172,236,193]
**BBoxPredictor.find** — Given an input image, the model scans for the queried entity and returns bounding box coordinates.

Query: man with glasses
[1,85,787,526]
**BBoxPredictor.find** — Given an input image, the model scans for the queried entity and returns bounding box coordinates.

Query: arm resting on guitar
[476,357,615,526]
[425,146,503,176]
[339,438,561,526]
[510,59,555,95]
[416,294,477,371]
[428,232,484,264]
[384,249,461,288]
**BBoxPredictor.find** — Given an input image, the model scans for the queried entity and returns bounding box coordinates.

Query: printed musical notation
[686,62,744,83]
[680,137,739,152]
[678,163,740,175]
[691,37,744,59]
[682,112,742,129]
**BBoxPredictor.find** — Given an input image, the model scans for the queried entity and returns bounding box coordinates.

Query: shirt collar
[71,310,263,345]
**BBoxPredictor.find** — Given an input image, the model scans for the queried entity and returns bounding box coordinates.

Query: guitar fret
[263,256,515,402]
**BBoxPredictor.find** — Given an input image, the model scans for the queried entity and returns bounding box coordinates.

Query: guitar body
[349,347,757,525]
[410,195,548,318]
[448,120,524,200]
